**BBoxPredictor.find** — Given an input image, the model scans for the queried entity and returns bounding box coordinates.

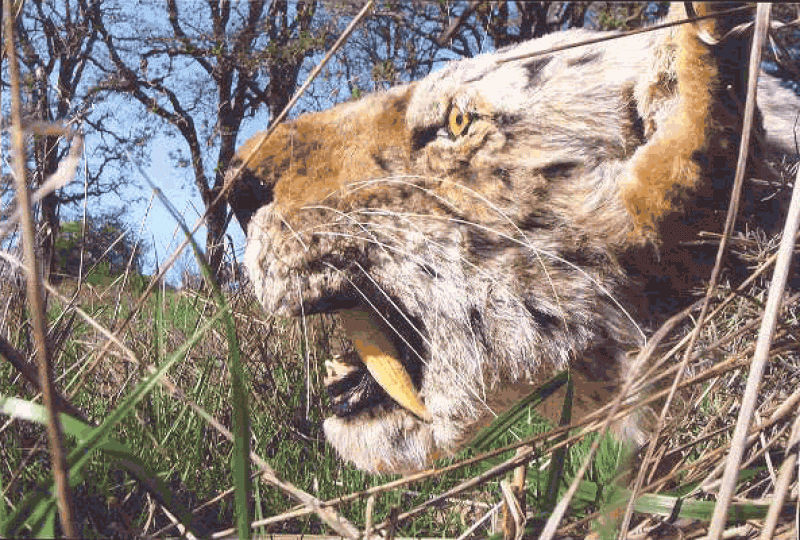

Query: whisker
[302,214,642,347]
[323,260,497,415]
[342,176,594,324]
[301,180,647,342]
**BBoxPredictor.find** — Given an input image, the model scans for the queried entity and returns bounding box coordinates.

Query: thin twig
[622,4,772,536]
[3,0,76,535]
[495,5,753,65]
[759,409,800,540]
[713,112,798,540]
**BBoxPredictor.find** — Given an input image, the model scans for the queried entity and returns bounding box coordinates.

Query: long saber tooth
[340,308,432,423]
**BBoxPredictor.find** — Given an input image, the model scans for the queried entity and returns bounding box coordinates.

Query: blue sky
[11,1,686,285]
[66,3,464,286]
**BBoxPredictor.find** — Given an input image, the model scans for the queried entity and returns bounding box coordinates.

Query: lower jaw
[322,411,437,474]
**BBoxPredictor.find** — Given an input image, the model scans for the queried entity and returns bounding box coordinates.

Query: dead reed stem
[2,0,75,534]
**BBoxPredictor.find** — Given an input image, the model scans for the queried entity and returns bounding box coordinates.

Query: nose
[226,167,274,233]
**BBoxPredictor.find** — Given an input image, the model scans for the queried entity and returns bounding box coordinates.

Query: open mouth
[323,306,432,423]
[242,210,435,427]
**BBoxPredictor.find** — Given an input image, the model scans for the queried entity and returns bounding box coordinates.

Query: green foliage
[0,304,225,537]
[597,11,630,30]
[85,261,114,287]
[53,211,146,284]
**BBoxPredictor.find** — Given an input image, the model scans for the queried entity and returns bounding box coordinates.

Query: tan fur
[623,4,736,242]
[237,87,414,217]
[234,4,794,474]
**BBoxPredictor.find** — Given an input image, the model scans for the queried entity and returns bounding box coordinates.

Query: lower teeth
[324,355,358,386]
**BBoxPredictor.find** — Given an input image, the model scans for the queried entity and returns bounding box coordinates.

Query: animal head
[234,4,767,474]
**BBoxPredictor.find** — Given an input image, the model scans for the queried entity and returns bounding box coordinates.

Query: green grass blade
[38,504,56,539]
[468,371,568,452]
[1,395,208,538]
[0,306,224,537]
[544,371,573,511]
[143,160,252,539]
[190,243,251,539]
[200,267,251,540]
[539,476,780,525]
[226,315,252,540]
[631,491,775,522]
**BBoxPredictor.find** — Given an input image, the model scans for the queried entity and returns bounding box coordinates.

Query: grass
[2,4,800,538]
[0,271,664,537]
[0,274,464,536]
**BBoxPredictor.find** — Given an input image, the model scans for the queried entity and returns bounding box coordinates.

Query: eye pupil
[448,107,472,137]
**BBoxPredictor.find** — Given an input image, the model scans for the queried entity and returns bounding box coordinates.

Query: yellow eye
[448,106,472,138]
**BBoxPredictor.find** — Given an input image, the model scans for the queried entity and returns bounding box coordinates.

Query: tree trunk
[34,134,62,281]
[205,190,227,286]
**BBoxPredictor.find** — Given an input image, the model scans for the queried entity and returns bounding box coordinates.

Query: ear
[622,3,756,242]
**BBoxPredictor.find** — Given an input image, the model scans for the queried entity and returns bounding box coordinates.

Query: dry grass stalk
[708,5,788,534]
[759,411,800,539]
[712,117,800,537]
[625,5,772,536]
[2,0,76,534]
